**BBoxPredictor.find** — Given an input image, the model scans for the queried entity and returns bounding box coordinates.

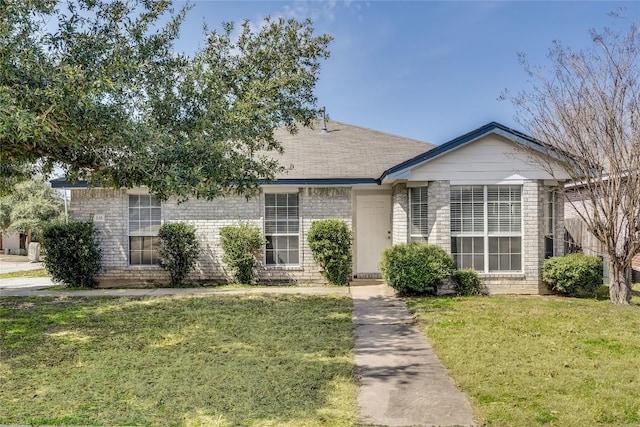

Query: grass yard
[407,295,640,427]
[0,268,49,279]
[0,294,356,426]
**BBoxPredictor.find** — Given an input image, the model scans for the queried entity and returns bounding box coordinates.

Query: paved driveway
[0,255,55,290]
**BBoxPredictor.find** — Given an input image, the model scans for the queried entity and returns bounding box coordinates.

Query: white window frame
[128,193,162,266]
[409,186,428,242]
[264,192,300,266]
[544,188,557,258]
[451,185,523,273]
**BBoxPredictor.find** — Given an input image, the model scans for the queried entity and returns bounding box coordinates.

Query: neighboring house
[564,181,640,282]
[51,121,570,294]
[0,232,26,255]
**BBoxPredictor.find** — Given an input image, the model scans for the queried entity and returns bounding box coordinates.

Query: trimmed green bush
[158,222,201,285]
[380,242,455,295]
[542,253,603,297]
[41,221,102,288]
[453,268,484,296]
[307,219,352,286]
[220,223,265,284]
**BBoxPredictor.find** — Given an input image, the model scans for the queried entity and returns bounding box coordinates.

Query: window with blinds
[129,194,161,265]
[409,187,428,242]
[264,193,299,265]
[450,185,522,272]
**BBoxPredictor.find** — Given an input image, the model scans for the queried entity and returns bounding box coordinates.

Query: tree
[507,22,639,305]
[1,0,331,200]
[0,176,64,241]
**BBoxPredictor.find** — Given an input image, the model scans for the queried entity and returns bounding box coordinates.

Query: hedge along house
[51,121,569,293]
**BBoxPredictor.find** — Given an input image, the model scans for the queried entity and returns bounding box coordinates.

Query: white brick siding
[392,183,408,245]
[70,187,352,285]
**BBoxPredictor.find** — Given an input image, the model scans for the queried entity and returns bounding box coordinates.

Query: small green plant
[220,222,265,284]
[41,221,101,288]
[307,219,352,285]
[542,253,603,297]
[380,242,455,295]
[158,222,201,285]
[453,268,484,296]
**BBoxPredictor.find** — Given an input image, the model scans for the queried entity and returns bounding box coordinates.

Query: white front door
[355,193,391,274]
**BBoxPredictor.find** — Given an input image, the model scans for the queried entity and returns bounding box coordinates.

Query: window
[409,187,428,242]
[451,185,522,272]
[544,188,557,258]
[129,194,161,265]
[264,193,299,265]
[451,186,485,270]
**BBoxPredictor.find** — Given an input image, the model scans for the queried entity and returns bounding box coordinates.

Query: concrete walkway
[352,285,476,427]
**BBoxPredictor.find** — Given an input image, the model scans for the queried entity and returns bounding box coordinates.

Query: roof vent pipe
[320,106,328,134]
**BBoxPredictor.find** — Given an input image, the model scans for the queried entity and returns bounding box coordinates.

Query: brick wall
[70,187,352,285]
[427,180,450,251]
[392,183,408,245]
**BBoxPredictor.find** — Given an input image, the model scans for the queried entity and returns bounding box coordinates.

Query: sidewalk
[352,285,476,427]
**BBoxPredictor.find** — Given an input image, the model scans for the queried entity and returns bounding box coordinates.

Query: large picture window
[451,185,522,272]
[129,194,161,265]
[409,187,428,242]
[264,193,299,265]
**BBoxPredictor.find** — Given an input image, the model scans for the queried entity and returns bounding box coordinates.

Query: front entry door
[355,193,391,275]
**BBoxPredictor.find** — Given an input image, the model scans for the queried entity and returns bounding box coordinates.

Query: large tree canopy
[1,0,331,200]
[508,22,639,305]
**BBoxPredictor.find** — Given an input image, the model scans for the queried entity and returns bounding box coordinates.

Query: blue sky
[175,1,639,144]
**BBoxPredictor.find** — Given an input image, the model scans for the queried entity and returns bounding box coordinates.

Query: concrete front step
[350,278,386,287]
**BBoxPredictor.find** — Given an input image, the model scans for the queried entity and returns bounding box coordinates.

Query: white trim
[449,179,526,185]
[262,186,300,194]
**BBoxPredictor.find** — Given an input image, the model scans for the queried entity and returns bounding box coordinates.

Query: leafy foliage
[307,219,352,286]
[220,223,265,284]
[0,176,63,239]
[542,253,603,297]
[380,242,455,296]
[158,222,201,285]
[41,221,101,288]
[1,0,331,200]
[452,268,484,296]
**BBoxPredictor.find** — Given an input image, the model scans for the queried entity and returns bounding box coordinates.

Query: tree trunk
[609,260,632,305]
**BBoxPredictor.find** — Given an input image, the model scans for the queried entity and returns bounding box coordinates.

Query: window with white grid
[264,193,299,265]
[409,186,428,242]
[129,194,161,265]
[451,185,522,272]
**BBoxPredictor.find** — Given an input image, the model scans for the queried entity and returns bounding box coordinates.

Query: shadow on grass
[0,294,356,426]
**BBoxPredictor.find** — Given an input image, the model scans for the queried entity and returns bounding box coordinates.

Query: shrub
[158,222,201,285]
[380,242,455,295]
[453,268,484,296]
[307,219,352,285]
[220,223,265,284]
[41,221,102,288]
[542,253,603,297]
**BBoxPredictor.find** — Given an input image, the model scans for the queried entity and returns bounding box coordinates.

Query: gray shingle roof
[268,120,434,180]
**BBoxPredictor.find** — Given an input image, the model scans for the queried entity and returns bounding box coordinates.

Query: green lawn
[0,294,356,426]
[0,268,49,279]
[407,295,640,427]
